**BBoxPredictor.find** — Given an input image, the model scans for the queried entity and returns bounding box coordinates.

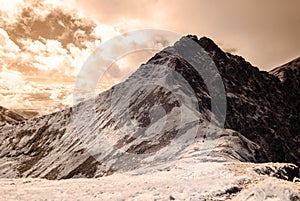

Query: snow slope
[0,160,299,201]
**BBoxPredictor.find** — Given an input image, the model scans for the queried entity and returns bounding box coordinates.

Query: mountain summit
[0,35,299,180]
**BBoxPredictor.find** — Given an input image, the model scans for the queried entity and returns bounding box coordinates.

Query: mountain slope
[0,35,299,180]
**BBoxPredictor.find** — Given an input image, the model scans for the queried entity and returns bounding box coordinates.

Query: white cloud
[93,24,120,43]
[0,0,24,21]
[0,71,75,115]
[0,28,9,44]
[0,68,23,88]
[0,28,20,59]
[24,40,46,53]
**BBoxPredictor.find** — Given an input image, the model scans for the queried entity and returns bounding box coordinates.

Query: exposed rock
[254,163,300,181]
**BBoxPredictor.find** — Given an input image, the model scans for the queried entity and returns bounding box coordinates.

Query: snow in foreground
[0,159,299,201]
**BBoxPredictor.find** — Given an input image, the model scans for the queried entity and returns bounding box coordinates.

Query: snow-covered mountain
[0,35,299,184]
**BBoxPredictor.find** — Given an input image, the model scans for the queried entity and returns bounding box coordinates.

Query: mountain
[0,35,299,181]
[0,106,26,125]
[11,109,39,119]
[270,57,300,82]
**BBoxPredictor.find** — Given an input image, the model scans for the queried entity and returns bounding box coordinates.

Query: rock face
[0,35,299,179]
[195,36,299,165]
[0,106,26,125]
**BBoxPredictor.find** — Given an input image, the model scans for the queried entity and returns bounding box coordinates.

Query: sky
[0,0,299,115]
[74,0,300,68]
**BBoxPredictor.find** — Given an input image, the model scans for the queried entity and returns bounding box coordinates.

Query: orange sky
[0,0,299,115]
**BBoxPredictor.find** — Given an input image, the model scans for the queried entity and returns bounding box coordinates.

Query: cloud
[1,0,162,114]
[3,2,101,49]
[0,68,23,88]
[0,0,24,21]
[0,67,75,115]
[0,0,103,113]
[0,1,102,79]
[1,0,175,85]
[0,28,20,59]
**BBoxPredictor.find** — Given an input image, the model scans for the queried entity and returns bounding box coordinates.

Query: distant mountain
[11,109,39,119]
[270,57,300,137]
[270,57,300,82]
[0,106,25,125]
[0,35,299,180]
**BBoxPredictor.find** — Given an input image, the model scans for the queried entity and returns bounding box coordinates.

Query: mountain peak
[185,34,198,42]
[183,35,229,63]
[184,35,220,51]
[198,36,220,50]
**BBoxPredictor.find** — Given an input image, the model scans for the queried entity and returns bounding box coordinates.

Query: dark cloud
[3,3,100,50]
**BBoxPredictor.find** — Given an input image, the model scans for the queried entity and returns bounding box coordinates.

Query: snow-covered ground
[0,159,299,201]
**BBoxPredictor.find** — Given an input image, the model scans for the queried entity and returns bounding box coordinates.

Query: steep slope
[0,35,299,180]
[195,36,299,165]
[0,106,26,125]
